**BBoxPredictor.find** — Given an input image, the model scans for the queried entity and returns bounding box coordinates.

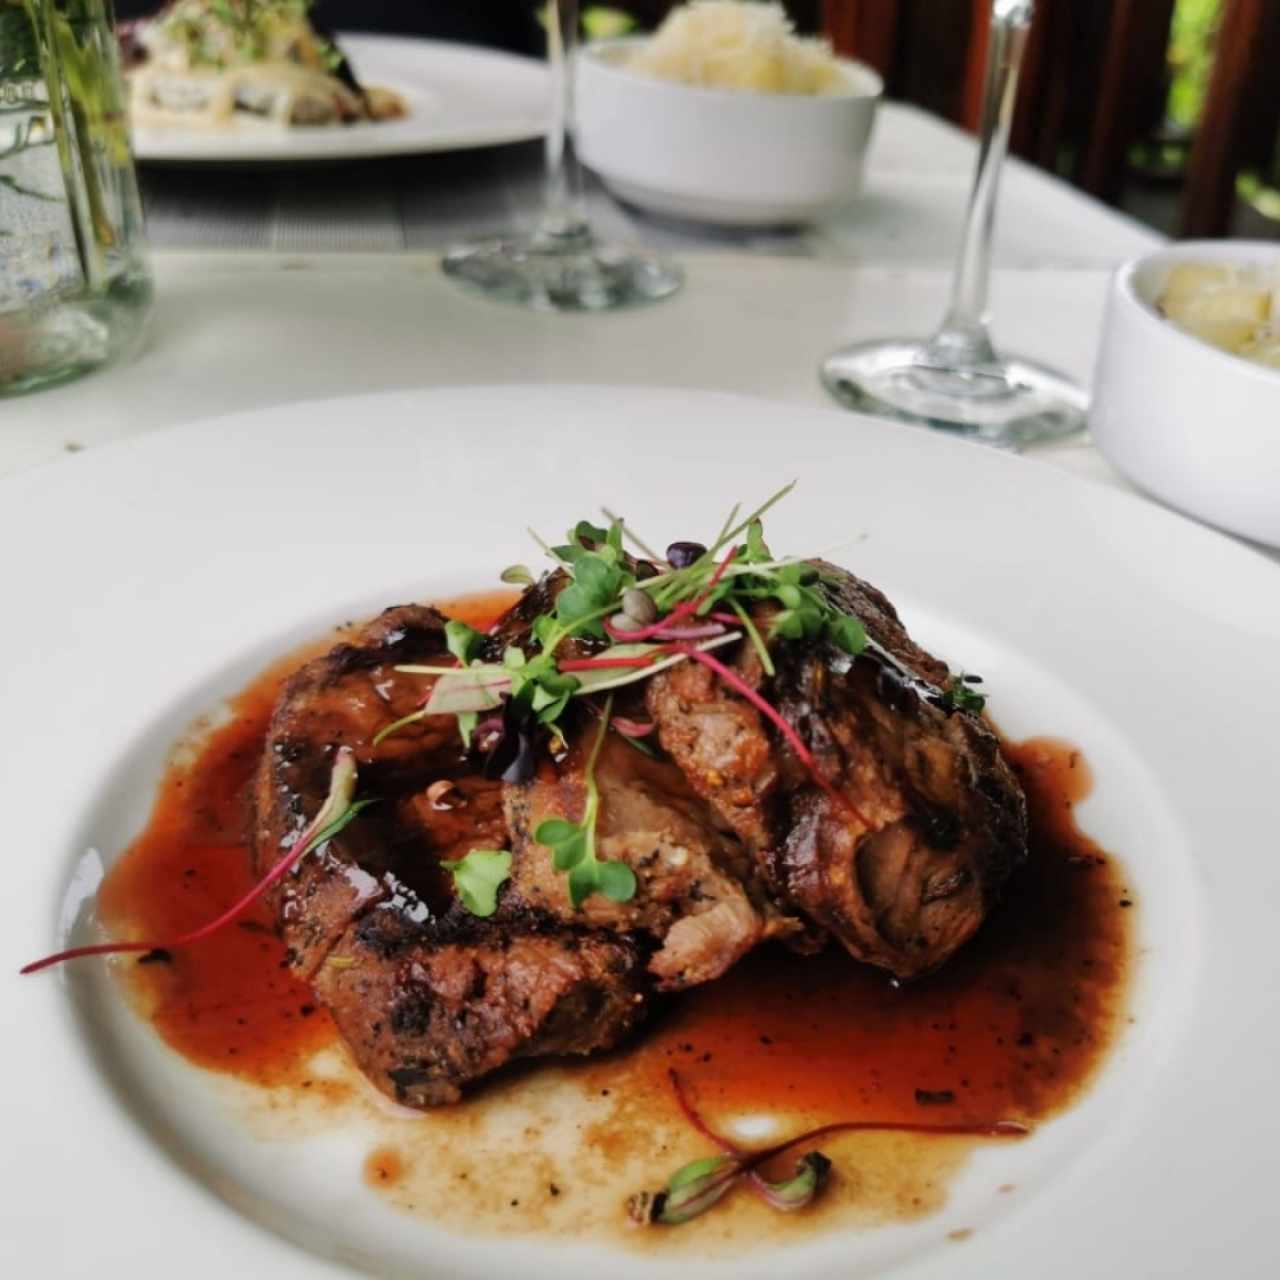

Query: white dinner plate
[2,386,1279,1278]
[130,34,547,164]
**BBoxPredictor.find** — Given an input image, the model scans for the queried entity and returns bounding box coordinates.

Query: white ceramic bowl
[1091,240,1280,549]
[576,36,882,227]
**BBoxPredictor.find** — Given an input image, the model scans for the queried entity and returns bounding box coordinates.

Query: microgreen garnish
[20,748,375,975]
[440,849,512,918]
[534,696,637,910]
[380,485,995,920]
[444,619,483,664]
[940,675,987,715]
[627,1070,1028,1228]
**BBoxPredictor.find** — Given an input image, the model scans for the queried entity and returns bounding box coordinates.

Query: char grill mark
[312,908,645,1108]
[253,604,648,1107]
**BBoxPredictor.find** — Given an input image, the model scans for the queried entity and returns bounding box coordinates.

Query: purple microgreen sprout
[21,748,375,974]
[629,1070,1028,1227]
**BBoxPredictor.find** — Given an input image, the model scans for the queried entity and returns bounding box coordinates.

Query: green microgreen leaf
[554,582,596,626]
[501,564,535,586]
[744,518,771,563]
[535,818,580,846]
[567,859,599,908]
[668,1154,736,1194]
[306,796,379,855]
[572,519,610,545]
[530,695,638,909]
[531,613,560,649]
[371,706,431,747]
[730,599,776,678]
[536,817,589,871]
[574,553,624,602]
[551,543,589,566]
[423,667,508,716]
[826,613,867,656]
[456,710,478,750]
[596,859,637,903]
[655,1154,741,1225]
[444,619,482,665]
[940,675,987,714]
[441,849,512,918]
[754,1152,832,1212]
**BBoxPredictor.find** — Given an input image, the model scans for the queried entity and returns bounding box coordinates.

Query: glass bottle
[1,0,152,396]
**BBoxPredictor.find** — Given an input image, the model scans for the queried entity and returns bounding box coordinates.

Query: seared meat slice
[644,639,781,866]
[647,564,1027,979]
[312,907,645,1108]
[254,605,465,976]
[253,606,647,1106]
[503,731,778,990]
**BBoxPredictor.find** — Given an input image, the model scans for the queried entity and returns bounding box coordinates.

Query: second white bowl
[576,36,883,227]
[1091,240,1280,549]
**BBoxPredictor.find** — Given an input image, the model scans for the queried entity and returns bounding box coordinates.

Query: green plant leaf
[755,1152,832,1211]
[826,613,867,656]
[567,858,600,908]
[441,849,512,918]
[597,859,637,903]
[668,1154,734,1193]
[573,519,610,545]
[444,619,482,665]
[501,564,535,586]
[535,818,579,845]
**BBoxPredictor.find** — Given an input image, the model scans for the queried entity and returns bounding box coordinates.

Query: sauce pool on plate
[97,592,1135,1246]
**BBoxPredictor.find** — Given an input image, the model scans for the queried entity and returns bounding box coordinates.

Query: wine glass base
[820,339,1088,450]
[442,233,683,312]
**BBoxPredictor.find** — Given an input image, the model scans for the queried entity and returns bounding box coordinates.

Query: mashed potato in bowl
[627,0,846,96]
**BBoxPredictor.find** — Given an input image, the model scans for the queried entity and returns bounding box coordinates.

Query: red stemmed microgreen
[20,747,375,976]
[628,1070,1029,1227]
[673,642,871,829]
[383,484,984,916]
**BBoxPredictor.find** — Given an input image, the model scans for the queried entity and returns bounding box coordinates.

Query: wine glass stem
[540,0,590,244]
[929,0,1033,368]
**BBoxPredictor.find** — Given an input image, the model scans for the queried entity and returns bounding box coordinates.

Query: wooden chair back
[1181,0,1280,237]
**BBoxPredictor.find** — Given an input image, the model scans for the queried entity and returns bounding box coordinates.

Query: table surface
[137,102,1160,268]
[7,97,1272,566]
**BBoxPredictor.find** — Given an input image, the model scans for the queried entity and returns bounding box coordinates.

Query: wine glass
[442,0,683,312]
[820,0,1086,448]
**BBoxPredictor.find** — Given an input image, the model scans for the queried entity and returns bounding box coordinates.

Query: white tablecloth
[3,252,1116,481]
[137,103,1161,268]
[11,100,1268,566]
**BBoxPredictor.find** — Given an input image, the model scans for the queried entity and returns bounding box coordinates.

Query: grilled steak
[310,908,645,1107]
[253,606,646,1107]
[646,563,1027,979]
[253,558,1028,1106]
[504,730,782,990]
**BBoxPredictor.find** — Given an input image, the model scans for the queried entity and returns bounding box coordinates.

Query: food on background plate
[627,1,847,96]
[25,486,1046,1223]
[1156,261,1280,369]
[121,0,405,129]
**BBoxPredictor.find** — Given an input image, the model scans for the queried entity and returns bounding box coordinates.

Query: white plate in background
[131,34,547,164]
